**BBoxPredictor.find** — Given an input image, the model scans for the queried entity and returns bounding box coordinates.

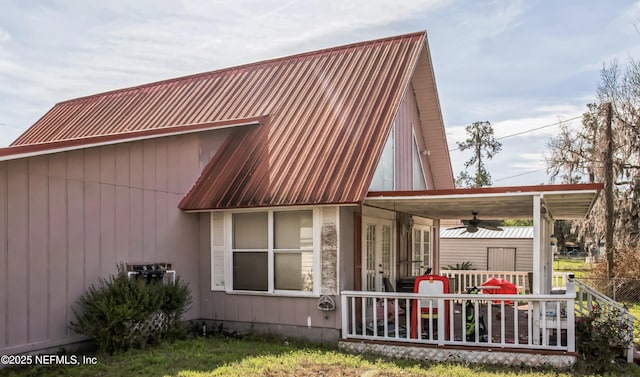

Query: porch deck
[341,291,573,349]
[340,289,577,368]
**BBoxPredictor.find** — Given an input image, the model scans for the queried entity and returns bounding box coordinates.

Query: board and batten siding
[439,235,533,272]
[393,86,432,191]
[0,129,230,355]
[199,206,341,336]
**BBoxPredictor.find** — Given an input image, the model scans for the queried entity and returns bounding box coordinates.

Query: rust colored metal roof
[11,32,431,209]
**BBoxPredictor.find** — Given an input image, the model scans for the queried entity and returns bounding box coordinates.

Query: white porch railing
[340,286,576,352]
[439,270,573,294]
[575,279,636,363]
[440,270,529,294]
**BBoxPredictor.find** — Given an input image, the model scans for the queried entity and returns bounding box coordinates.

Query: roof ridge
[56,31,426,105]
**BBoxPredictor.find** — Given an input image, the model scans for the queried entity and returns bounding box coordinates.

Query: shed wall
[0,130,228,354]
[439,238,533,272]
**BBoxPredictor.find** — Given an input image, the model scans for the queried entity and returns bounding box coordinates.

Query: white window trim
[412,127,428,190]
[222,207,321,297]
[412,224,432,275]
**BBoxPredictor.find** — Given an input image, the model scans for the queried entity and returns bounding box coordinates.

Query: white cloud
[0,0,638,187]
[0,27,9,42]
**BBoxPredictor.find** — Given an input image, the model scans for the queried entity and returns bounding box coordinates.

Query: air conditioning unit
[126,263,175,284]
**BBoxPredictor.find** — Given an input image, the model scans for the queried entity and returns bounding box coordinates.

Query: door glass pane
[381,225,391,278]
[233,212,267,249]
[365,224,376,291]
[274,210,313,249]
[413,229,422,275]
[233,252,268,291]
[422,228,431,269]
[274,252,313,291]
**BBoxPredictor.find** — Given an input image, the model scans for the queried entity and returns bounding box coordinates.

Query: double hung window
[231,209,315,293]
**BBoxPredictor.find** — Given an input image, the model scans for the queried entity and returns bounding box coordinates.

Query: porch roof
[365,183,602,220]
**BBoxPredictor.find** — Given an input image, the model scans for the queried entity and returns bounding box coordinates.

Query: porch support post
[532,194,542,345]
[532,194,541,295]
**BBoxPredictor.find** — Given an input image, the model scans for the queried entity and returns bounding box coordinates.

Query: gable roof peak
[56,31,427,107]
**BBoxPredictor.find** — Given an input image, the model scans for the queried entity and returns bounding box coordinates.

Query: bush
[441,261,475,270]
[69,264,191,354]
[576,303,633,374]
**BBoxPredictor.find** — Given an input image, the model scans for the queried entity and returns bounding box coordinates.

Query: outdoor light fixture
[407,218,415,232]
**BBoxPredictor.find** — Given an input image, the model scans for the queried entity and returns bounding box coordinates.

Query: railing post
[341,294,348,339]
[566,274,576,352]
[437,297,445,346]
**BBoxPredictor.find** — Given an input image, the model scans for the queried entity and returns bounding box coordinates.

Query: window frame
[224,207,321,296]
[412,224,432,276]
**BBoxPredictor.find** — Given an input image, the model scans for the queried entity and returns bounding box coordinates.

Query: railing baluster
[486,303,492,344]
[500,301,506,345]
[513,302,519,345]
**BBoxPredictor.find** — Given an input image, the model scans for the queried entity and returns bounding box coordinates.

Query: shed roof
[3,31,454,209]
[440,226,534,239]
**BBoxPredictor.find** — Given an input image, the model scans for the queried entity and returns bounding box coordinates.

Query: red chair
[410,275,450,339]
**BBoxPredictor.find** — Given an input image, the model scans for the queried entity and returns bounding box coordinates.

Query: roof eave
[0,116,268,161]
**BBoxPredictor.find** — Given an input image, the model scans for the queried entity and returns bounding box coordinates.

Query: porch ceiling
[365,183,602,220]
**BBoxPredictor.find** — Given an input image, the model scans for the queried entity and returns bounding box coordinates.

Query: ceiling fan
[448,212,503,233]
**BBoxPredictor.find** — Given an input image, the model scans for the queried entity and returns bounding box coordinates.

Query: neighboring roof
[366,183,602,220]
[3,31,453,209]
[440,226,533,239]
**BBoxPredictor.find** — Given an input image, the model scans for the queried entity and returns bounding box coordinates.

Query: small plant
[70,264,191,354]
[442,261,475,270]
[576,303,633,374]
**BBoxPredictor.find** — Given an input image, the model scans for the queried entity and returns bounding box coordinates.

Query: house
[0,31,619,367]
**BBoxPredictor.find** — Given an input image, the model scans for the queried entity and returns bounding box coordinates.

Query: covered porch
[338,183,635,367]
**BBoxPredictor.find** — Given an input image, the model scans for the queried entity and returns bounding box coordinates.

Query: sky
[0,0,639,186]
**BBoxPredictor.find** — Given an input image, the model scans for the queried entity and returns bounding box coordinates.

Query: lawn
[553,257,593,279]
[1,336,637,377]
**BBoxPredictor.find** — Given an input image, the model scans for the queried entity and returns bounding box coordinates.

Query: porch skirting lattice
[338,339,576,369]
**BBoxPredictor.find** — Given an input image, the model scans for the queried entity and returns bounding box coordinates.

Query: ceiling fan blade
[447,226,467,230]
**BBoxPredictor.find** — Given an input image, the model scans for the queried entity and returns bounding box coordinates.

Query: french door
[412,225,432,276]
[362,217,394,292]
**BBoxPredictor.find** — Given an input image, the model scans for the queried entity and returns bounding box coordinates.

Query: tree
[455,121,502,188]
[545,60,640,279]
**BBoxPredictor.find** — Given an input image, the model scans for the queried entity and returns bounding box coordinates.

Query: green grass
[1,336,638,377]
[554,257,592,278]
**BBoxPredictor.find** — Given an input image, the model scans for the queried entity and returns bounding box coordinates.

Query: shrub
[69,264,191,354]
[576,303,633,374]
[441,261,475,270]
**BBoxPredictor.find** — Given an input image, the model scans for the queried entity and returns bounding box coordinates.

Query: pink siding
[0,131,223,354]
[28,158,48,343]
[393,87,427,190]
[0,162,6,348]
[197,216,341,331]
[7,160,29,347]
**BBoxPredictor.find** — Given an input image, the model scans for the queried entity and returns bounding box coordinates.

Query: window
[369,123,395,190]
[231,209,316,293]
[412,133,427,190]
[412,226,431,275]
